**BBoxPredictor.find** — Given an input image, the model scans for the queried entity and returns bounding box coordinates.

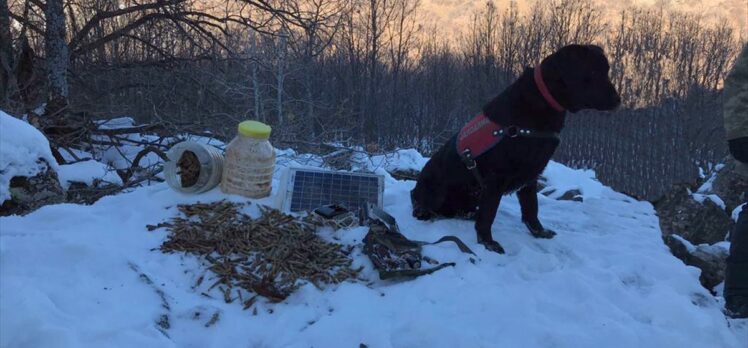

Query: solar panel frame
[281,168,384,213]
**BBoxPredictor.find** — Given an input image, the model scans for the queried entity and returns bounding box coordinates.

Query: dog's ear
[551,44,598,63]
[558,44,604,58]
[586,45,604,55]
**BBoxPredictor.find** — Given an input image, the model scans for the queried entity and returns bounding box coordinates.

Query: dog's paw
[523,220,557,239]
[531,228,557,239]
[479,240,506,254]
[412,207,433,220]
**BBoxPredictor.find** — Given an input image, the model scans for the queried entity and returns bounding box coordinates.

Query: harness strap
[501,127,560,139]
[418,235,476,255]
[363,204,477,280]
[378,263,455,280]
[460,149,487,192]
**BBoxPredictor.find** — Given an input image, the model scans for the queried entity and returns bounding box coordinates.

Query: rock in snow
[664,235,730,292]
[656,184,733,245]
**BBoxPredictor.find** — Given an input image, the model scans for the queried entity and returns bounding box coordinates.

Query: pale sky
[419,0,747,38]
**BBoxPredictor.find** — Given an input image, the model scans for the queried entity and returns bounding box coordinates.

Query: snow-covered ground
[1,147,747,347]
[57,160,124,189]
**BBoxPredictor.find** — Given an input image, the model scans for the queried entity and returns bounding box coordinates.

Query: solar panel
[281,168,384,213]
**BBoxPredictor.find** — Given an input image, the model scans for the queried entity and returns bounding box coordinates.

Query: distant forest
[1,0,742,200]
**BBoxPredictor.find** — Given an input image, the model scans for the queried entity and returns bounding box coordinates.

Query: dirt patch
[150,201,360,308]
[176,150,200,188]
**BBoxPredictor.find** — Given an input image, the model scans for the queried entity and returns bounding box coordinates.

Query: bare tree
[2,0,740,200]
[286,0,346,137]
[248,35,265,122]
[0,0,12,105]
[275,26,288,128]
[44,0,69,116]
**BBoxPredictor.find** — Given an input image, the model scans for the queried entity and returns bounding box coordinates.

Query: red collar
[534,64,565,112]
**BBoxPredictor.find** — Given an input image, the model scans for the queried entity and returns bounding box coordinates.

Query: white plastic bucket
[164,141,225,193]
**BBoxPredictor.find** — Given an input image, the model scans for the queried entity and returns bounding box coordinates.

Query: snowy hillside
[1,148,747,347]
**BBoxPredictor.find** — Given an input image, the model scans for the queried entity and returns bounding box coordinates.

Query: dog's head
[541,44,621,113]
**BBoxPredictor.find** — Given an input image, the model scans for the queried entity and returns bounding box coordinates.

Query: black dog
[411,44,620,254]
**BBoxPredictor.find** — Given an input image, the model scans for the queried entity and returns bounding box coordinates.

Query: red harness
[456,64,564,160]
[456,112,504,159]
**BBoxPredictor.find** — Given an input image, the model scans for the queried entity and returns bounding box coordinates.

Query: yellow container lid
[238,120,272,139]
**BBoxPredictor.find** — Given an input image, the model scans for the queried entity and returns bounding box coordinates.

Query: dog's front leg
[475,185,505,254]
[518,182,556,239]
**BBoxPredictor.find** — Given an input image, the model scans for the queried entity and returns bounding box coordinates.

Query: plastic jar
[220,120,275,198]
[164,141,225,193]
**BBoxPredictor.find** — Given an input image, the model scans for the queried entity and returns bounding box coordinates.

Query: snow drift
[0,111,59,202]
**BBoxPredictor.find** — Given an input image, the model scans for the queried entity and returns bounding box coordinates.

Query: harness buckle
[459,149,486,193]
[465,159,477,170]
[461,150,477,170]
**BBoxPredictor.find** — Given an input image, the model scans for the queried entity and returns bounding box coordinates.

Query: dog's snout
[606,83,622,109]
[612,94,621,108]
